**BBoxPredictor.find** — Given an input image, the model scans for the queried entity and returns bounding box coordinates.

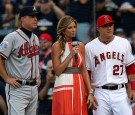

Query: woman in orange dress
[52,15,96,115]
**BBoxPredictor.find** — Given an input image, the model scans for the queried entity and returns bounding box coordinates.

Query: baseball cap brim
[28,12,42,17]
[19,12,42,18]
[99,21,115,27]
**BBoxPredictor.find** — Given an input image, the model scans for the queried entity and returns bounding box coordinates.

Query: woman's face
[64,22,77,40]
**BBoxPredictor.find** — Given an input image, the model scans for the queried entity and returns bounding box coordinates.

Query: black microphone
[72,41,79,63]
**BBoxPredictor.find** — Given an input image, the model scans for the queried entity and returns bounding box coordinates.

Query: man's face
[98,23,114,38]
[21,15,38,31]
[39,40,51,51]
[40,0,51,12]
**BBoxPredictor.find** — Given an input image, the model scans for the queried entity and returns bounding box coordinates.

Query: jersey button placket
[106,46,111,83]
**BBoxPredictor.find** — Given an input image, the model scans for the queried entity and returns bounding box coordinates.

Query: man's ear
[96,27,99,32]
[21,17,26,22]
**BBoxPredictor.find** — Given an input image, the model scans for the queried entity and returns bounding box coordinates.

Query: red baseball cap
[97,15,115,27]
[39,33,53,43]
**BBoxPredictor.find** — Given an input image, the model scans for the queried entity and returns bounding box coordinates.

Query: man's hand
[5,77,22,88]
[127,83,135,102]
[36,77,41,87]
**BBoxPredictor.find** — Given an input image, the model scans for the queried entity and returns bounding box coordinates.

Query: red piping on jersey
[35,54,36,79]
[31,58,33,79]
[0,52,7,59]
[34,35,37,79]
[98,36,114,45]
[126,60,135,67]
[16,30,28,42]
[30,35,35,79]
[16,30,34,80]
[8,85,11,115]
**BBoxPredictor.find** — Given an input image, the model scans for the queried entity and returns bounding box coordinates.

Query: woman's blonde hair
[57,15,77,55]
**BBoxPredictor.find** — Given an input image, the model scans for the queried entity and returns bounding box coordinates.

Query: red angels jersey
[85,36,135,86]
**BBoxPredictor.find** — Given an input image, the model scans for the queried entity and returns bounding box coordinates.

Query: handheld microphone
[72,41,79,63]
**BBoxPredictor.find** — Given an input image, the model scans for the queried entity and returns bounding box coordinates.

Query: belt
[17,79,37,86]
[63,67,81,74]
[96,84,125,90]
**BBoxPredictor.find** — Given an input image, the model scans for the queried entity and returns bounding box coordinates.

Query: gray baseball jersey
[0,29,39,80]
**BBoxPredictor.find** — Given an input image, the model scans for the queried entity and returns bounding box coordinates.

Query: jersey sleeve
[126,40,135,66]
[85,44,91,70]
[0,33,14,59]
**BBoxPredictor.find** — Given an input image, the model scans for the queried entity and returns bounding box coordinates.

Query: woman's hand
[87,94,98,110]
[70,46,78,56]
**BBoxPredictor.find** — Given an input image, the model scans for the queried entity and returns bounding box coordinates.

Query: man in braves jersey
[85,14,135,115]
[0,6,42,115]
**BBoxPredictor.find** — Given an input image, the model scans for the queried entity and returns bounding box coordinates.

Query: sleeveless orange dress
[52,42,88,115]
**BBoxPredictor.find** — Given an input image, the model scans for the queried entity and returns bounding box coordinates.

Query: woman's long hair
[57,15,77,56]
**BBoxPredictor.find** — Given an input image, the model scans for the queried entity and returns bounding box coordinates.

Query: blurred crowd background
[0,0,135,115]
[1,0,135,44]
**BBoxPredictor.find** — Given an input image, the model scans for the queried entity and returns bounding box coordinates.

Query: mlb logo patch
[0,41,8,50]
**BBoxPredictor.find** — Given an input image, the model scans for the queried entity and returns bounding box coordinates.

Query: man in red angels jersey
[85,14,135,115]
[0,6,42,115]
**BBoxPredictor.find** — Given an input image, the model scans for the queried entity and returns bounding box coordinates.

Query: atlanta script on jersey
[0,29,39,80]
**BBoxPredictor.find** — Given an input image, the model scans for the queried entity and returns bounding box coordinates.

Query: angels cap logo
[104,15,110,23]
[97,15,115,27]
